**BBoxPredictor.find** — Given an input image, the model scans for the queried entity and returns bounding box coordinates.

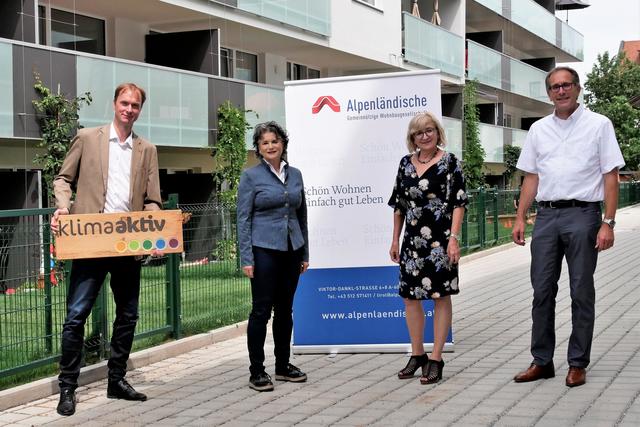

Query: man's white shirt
[517,104,625,202]
[104,123,133,213]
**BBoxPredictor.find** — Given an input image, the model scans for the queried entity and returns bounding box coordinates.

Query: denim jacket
[237,161,309,267]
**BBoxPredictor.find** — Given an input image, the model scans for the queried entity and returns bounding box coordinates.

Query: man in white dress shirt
[511,66,625,388]
[51,83,162,415]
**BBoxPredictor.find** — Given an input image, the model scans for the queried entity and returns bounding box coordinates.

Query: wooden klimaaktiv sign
[54,210,183,260]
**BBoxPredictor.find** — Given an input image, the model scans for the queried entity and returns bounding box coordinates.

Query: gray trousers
[530,204,601,368]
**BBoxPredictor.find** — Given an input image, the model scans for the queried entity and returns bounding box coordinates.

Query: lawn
[0,259,250,389]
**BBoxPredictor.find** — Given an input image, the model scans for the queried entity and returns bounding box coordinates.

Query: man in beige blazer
[51,83,162,416]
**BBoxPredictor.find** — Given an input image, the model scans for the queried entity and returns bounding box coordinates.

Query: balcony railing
[560,19,584,61]
[403,12,464,78]
[237,0,330,36]
[244,83,285,149]
[77,56,210,149]
[0,41,13,138]
[478,122,504,163]
[442,114,529,164]
[510,0,555,44]
[511,128,528,148]
[467,40,550,104]
[442,117,463,159]
[475,0,502,14]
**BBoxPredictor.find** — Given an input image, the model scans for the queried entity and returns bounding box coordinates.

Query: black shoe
[398,354,429,379]
[56,388,76,416]
[249,371,274,391]
[107,379,147,401]
[420,359,445,385]
[275,363,307,382]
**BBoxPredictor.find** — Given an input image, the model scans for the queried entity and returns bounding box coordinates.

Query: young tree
[462,80,486,189]
[503,145,522,188]
[214,101,251,207]
[32,73,92,201]
[585,52,640,170]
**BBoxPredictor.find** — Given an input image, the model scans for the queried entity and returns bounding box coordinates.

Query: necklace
[415,148,438,164]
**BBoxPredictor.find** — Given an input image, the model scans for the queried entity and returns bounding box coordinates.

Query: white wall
[113,17,148,62]
[158,149,215,173]
[261,52,288,86]
[329,0,402,68]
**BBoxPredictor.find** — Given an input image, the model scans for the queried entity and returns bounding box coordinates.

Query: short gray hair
[545,66,580,91]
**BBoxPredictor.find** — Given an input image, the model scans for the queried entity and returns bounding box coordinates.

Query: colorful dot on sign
[128,240,140,251]
[115,241,127,253]
[142,240,154,251]
[156,239,166,250]
[169,238,180,249]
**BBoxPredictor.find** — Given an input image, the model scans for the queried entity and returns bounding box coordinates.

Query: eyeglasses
[548,82,575,93]
[413,128,437,138]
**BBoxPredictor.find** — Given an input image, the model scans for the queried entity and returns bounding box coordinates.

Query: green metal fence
[0,196,250,387]
[1,183,639,387]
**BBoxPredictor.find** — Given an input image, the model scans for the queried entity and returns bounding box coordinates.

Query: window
[220,48,233,78]
[38,6,46,45]
[286,62,321,81]
[353,0,382,11]
[38,5,105,55]
[235,51,257,82]
[219,47,258,83]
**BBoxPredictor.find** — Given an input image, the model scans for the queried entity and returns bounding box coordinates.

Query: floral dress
[388,152,468,300]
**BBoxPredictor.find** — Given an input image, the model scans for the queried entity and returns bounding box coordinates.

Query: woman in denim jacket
[237,121,309,392]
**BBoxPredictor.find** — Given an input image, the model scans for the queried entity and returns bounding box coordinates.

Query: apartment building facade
[0,0,584,208]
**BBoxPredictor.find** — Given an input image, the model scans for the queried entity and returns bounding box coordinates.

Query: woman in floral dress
[388,112,467,385]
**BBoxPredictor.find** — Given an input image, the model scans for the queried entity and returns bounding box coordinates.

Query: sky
[557,0,640,85]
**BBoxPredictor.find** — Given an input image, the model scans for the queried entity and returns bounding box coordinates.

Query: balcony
[469,0,584,62]
[467,40,550,104]
[2,38,287,149]
[0,41,12,138]
[403,12,464,79]
[236,0,330,36]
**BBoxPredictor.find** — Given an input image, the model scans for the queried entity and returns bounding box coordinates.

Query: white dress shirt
[104,123,133,213]
[264,159,287,183]
[517,104,625,202]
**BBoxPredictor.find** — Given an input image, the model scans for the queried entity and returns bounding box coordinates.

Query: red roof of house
[620,40,640,64]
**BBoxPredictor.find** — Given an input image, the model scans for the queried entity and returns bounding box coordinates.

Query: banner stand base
[293,342,454,355]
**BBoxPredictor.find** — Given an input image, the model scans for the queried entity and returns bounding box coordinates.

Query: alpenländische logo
[312,96,341,114]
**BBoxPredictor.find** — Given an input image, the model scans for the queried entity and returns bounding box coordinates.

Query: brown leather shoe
[513,362,555,382]
[565,367,586,387]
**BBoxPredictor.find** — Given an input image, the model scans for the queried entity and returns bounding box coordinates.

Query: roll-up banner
[286,70,453,354]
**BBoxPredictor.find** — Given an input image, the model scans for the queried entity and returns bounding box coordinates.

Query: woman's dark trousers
[247,245,302,376]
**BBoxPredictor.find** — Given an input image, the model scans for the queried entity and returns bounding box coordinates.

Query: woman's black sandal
[420,359,444,384]
[398,354,428,379]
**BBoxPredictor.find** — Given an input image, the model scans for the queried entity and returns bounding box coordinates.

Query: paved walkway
[2,205,640,426]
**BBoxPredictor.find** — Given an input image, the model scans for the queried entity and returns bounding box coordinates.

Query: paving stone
[2,205,640,426]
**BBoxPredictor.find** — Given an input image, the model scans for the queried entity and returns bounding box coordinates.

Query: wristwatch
[602,218,616,229]
[449,232,461,241]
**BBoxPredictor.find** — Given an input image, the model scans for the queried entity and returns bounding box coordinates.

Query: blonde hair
[405,112,447,153]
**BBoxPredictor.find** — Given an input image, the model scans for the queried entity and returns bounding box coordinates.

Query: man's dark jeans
[58,257,141,389]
